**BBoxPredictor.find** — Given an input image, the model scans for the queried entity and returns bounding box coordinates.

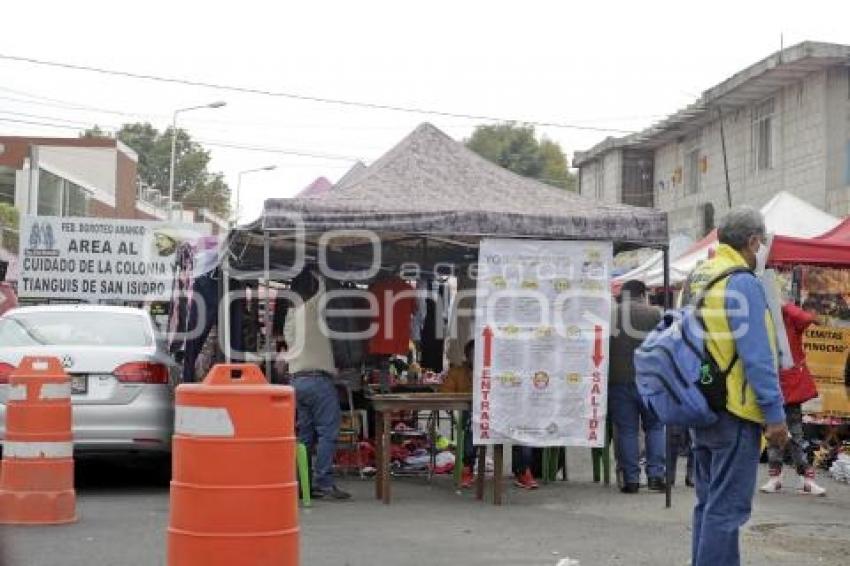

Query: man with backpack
[686,207,788,566]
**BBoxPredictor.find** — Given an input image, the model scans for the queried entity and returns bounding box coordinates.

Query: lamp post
[168,101,226,220]
[235,165,277,225]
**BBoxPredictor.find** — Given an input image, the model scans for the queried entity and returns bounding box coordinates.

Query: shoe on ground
[760,468,782,493]
[311,486,352,500]
[647,477,667,492]
[514,468,539,490]
[620,482,639,494]
[460,466,475,489]
[797,471,826,496]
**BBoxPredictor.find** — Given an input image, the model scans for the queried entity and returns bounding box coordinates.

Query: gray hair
[717,206,765,250]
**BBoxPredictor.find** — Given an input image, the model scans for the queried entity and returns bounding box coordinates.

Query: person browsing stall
[285,271,351,501]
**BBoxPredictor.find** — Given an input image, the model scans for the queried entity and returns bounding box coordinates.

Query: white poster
[473,238,613,447]
[18,215,211,302]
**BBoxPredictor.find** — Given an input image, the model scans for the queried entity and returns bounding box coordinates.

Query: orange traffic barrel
[0,356,76,525]
[167,364,298,566]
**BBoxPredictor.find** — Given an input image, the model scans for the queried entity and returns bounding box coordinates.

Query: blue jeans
[692,411,762,566]
[293,374,341,490]
[609,383,665,484]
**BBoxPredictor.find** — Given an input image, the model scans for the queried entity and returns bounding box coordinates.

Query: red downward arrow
[482,326,494,368]
[592,325,604,368]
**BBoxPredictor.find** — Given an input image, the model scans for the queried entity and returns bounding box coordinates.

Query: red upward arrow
[592,325,604,368]
[482,326,494,368]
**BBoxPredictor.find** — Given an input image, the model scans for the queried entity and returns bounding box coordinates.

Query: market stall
[614,191,840,291]
[220,123,670,504]
[764,221,850,480]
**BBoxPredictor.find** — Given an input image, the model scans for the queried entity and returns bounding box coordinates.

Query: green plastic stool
[296,442,311,507]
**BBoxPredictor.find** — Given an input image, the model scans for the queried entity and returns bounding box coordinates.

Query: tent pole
[662,245,673,509]
[222,255,232,363]
[263,231,273,380]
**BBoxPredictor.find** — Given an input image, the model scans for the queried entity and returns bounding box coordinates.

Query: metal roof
[574,41,850,167]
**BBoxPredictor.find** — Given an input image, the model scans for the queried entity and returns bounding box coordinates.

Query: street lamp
[168,101,226,220]
[235,165,277,225]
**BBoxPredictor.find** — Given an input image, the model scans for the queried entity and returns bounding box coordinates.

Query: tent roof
[613,191,840,288]
[294,176,333,198]
[245,123,667,245]
[813,216,850,242]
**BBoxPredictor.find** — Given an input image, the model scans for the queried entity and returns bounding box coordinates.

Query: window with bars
[752,98,775,172]
[685,149,701,194]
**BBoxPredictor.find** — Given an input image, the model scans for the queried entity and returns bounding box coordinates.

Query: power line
[0,111,361,162]
[0,52,637,134]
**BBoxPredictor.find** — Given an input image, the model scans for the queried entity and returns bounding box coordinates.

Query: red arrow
[482,326,494,368]
[592,325,604,368]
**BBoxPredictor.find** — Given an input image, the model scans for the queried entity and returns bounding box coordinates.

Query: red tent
[813,216,850,242]
[770,219,850,267]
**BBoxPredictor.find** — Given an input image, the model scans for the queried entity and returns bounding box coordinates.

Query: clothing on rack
[447,268,477,367]
[368,276,416,356]
[420,279,446,372]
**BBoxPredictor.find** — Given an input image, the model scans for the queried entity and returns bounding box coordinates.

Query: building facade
[574,42,850,239]
[0,136,227,235]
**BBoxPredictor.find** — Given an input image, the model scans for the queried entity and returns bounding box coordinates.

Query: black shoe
[685,476,695,488]
[647,477,667,492]
[312,486,352,500]
[620,483,640,494]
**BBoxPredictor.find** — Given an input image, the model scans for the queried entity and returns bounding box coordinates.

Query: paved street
[1,449,847,566]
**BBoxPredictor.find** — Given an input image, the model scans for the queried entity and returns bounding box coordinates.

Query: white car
[0,305,176,455]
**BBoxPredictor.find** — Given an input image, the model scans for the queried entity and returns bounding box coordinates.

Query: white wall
[36,146,118,207]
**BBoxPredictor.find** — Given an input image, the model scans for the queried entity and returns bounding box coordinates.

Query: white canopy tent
[614,191,841,289]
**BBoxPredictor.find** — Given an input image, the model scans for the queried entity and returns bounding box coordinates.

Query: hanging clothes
[368,276,416,356]
[420,279,446,372]
[447,268,478,367]
[180,270,219,383]
[410,279,428,343]
[166,241,196,355]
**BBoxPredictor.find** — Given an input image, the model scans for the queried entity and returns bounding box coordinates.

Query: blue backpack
[634,267,752,428]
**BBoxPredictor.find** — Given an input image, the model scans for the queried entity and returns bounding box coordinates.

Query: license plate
[70,375,88,395]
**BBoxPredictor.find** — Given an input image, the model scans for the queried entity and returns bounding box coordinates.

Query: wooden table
[368,393,505,505]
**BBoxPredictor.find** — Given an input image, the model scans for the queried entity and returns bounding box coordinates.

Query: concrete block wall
[578,150,623,205]
[602,150,622,205]
[825,67,850,214]
[654,69,833,239]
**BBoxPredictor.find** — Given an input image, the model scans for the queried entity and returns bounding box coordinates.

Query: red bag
[779,366,818,406]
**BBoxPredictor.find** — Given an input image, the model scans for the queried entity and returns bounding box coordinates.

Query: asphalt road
[1,450,848,566]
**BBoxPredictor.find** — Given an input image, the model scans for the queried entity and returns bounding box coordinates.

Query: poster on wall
[18,215,212,303]
[473,238,613,447]
[798,266,850,419]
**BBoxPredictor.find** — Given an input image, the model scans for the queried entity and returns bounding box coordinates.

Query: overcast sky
[0,1,847,223]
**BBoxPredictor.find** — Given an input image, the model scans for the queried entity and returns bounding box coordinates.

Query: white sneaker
[798,474,827,496]
[760,475,782,493]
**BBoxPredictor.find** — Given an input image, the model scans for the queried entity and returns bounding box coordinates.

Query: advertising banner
[799,266,850,418]
[473,238,612,447]
[18,215,211,302]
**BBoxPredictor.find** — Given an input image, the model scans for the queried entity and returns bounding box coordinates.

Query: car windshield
[0,312,153,348]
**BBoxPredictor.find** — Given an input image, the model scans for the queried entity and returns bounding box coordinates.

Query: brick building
[574,41,850,239]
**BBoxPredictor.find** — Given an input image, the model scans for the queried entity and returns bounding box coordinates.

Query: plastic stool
[297,442,311,507]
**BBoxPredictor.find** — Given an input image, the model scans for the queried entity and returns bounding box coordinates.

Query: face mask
[754,242,769,274]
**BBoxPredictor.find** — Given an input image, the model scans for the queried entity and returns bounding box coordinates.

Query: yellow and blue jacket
[687,244,785,424]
